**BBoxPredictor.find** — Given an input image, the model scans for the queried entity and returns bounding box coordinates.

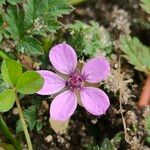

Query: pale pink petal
[37,70,66,95]
[49,43,77,75]
[50,90,77,121]
[82,57,110,83]
[80,87,110,116]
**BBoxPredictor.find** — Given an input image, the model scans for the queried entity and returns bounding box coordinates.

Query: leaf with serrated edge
[120,35,150,73]
[141,0,150,14]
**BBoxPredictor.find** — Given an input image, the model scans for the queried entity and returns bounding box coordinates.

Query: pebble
[12,108,19,115]
[45,135,53,143]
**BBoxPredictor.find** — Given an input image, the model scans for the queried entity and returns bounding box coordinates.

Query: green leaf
[36,121,43,131]
[17,35,43,55]
[16,105,43,133]
[120,35,150,73]
[0,0,21,5]
[7,0,22,5]
[110,132,123,149]
[24,0,70,34]
[99,138,114,150]
[0,74,6,93]
[145,116,150,144]
[0,34,2,42]
[141,0,150,14]
[0,14,3,26]
[84,138,114,150]
[1,58,22,86]
[4,5,25,41]
[0,0,5,6]
[84,132,122,150]
[0,143,15,150]
[16,71,44,94]
[66,21,112,57]
[0,50,8,59]
[48,0,73,17]
[0,89,15,112]
[24,0,49,29]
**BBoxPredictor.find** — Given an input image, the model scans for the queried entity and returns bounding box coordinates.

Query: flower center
[66,73,83,90]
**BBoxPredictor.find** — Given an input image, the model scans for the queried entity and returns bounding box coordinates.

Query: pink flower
[37,43,110,121]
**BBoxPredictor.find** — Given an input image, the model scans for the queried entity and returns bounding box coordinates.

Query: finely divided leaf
[67,21,112,56]
[24,0,72,34]
[0,0,22,5]
[3,0,73,55]
[7,0,22,5]
[17,35,43,55]
[0,0,5,5]
[24,0,49,29]
[48,0,73,17]
[4,5,25,41]
[141,0,150,14]
[16,105,43,132]
[120,35,150,73]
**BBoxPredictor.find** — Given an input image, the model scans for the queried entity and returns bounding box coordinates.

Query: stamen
[66,72,83,90]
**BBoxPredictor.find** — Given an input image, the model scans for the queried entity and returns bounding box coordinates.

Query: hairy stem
[0,114,22,150]
[15,95,33,150]
[138,74,150,107]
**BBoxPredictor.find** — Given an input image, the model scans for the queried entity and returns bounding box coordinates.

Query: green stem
[15,95,33,150]
[0,114,22,150]
[68,0,87,6]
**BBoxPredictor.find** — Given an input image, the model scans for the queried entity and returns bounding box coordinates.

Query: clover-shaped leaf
[1,58,22,86]
[0,89,15,112]
[16,71,44,94]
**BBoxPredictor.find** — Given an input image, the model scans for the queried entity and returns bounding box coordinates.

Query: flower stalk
[0,114,22,150]
[138,74,150,107]
[15,95,33,150]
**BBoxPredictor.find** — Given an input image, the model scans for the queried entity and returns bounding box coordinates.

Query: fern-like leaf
[16,105,43,133]
[120,35,150,73]
[141,0,150,14]
[4,5,25,41]
[66,21,112,57]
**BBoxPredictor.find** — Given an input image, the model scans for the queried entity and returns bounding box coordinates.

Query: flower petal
[49,117,69,134]
[82,57,110,83]
[80,87,110,116]
[49,43,77,75]
[37,70,66,95]
[50,90,77,121]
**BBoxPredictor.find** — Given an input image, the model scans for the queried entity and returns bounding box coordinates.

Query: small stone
[91,118,98,124]
[65,143,70,148]
[57,135,65,144]
[45,135,53,143]
[114,63,118,68]
[12,108,19,115]
[81,125,86,131]
[33,62,40,70]
[42,101,49,110]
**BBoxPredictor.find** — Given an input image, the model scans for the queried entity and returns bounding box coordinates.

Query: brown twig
[138,74,150,107]
[118,58,131,144]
